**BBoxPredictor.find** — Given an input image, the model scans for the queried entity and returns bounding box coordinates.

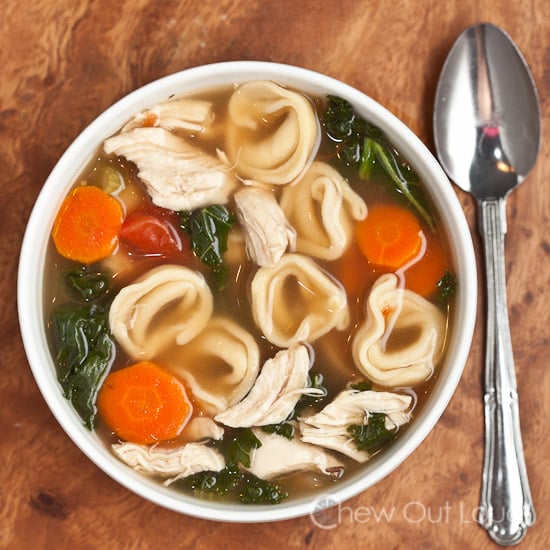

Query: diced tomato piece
[120,209,190,259]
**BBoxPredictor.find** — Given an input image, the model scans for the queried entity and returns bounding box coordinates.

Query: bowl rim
[17,60,477,523]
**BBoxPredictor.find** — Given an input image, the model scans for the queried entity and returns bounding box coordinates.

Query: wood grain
[1,1,548,548]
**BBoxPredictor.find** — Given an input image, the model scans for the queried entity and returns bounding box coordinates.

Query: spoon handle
[478,198,535,546]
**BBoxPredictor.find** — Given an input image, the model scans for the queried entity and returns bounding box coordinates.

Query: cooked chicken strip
[184,417,224,441]
[214,345,322,427]
[104,126,236,211]
[121,98,214,133]
[112,441,225,485]
[234,186,296,267]
[245,428,344,480]
[299,388,413,462]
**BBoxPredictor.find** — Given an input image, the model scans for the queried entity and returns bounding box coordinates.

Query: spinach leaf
[180,429,288,504]
[436,270,457,303]
[261,421,295,440]
[183,466,243,496]
[222,428,262,468]
[349,379,373,392]
[239,476,287,505]
[347,412,396,454]
[53,304,115,429]
[366,138,435,231]
[65,265,110,302]
[178,205,235,289]
[296,371,328,411]
[322,95,435,231]
[182,467,286,505]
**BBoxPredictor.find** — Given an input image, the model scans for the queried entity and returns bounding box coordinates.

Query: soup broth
[44,82,455,504]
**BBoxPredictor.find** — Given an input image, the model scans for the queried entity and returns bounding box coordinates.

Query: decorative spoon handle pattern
[478,198,536,546]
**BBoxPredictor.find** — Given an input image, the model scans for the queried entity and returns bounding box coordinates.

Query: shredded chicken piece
[245,428,344,480]
[121,98,215,133]
[112,441,225,485]
[299,388,413,462]
[103,126,236,211]
[214,345,321,427]
[185,417,224,441]
[234,186,296,267]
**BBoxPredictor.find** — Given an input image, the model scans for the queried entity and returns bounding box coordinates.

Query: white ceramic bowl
[18,61,477,523]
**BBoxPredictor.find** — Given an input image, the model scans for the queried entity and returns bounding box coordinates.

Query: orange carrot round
[52,185,124,264]
[97,361,193,445]
[356,203,423,269]
[404,233,449,297]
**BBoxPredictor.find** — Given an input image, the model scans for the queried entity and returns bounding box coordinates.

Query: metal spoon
[433,23,540,546]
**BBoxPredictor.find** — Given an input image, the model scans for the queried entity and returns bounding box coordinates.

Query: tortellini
[280,161,367,260]
[109,265,213,360]
[112,441,225,486]
[352,273,447,387]
[251,253,349,347]
[245,429,344,480]
[163,317,260,414]
[225,80,319,184]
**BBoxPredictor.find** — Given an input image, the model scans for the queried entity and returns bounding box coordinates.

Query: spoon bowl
[434,23,541,546]
[434,23,541,198]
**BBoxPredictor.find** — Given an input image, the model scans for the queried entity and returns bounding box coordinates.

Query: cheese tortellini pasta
[352,273,446,387]
[251,253,349,347]
[163,317,260,414]
[225,81,319,184]
[280,161,367,260]
[108,265,213,360]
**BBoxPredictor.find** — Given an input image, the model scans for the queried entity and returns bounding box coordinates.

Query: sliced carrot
[52,185,124,264]
[97,361,193,445]
[356,203,422,270]
[404,233,449,297]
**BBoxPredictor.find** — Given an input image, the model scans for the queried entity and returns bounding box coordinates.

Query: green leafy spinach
[181,429,287,504]
[52,265,115,429]
[223,428,262,468]
[183,466,243,496]
[347,412,396,454]
[53,303,114,429]
[349,380,373,392]
[261,421,295,440]
[239,476,287,505]
[436,270,457,303]
[178,205,235,289]
[65,265,110,302]
[322,95,435,231]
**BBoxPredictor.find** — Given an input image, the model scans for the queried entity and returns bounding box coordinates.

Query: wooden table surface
[1,1,548,548]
